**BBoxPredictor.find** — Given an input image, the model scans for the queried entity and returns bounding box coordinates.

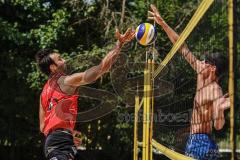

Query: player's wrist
[159,19,166,26]
[116,40,123,48]
[155,17,163,25]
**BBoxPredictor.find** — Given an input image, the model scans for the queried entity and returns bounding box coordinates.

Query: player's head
[202,52,228,80]
[35,49,66,76]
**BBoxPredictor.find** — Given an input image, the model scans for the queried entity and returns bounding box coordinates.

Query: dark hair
[35,49,55,76]
[205,52,228,77]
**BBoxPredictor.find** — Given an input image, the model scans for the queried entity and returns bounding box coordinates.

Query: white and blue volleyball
[135,23,157,46]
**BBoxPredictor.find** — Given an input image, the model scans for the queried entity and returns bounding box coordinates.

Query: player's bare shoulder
[57,76,78,95]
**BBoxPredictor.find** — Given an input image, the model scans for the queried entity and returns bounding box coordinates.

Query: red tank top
[41,73,79,136]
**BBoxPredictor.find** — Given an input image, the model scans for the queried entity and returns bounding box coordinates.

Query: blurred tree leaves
[0,0,239,159]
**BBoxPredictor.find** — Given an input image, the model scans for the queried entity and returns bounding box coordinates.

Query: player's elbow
[215,125,223,131]
[40,126,44,133]
[214,120,225,130]
[39,122,45,133]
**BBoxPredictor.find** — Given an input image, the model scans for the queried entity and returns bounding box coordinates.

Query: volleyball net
[133,0,238,159]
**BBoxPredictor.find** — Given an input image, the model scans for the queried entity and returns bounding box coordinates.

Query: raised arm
[63,28,135,87]
[148,4,203,73]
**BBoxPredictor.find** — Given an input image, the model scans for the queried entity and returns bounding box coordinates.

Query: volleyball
[135,23,157,46]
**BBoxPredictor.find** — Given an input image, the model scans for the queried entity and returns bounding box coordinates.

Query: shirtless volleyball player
[148,4,230,160]
[36,28,135,160]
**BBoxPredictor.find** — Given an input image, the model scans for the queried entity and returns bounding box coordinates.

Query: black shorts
[44,129,77,160]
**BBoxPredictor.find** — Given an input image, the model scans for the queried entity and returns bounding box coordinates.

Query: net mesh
[134,0,237,159]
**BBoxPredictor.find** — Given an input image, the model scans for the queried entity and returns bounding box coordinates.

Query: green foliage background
[0,0,239,159]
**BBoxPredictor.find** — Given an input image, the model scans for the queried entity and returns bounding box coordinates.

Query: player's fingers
[148,11,155,16]
[223,93,229,98]
[115,28,121,39]
[148,17,154,20]
[129,33,135,40]
[131,31,135,37]
[125,33,135,42]
[150,4,158,13]
[124,28,132,37]
[122,28,131,38]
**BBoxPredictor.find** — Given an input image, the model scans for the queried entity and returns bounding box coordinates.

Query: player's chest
[194,85,214,106]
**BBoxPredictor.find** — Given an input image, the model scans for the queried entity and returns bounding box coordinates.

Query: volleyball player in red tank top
[36,28,135,160]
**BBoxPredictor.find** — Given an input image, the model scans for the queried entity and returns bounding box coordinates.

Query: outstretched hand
[115,28,135,46]
[217,93,230,110]
[148,4,164,25]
